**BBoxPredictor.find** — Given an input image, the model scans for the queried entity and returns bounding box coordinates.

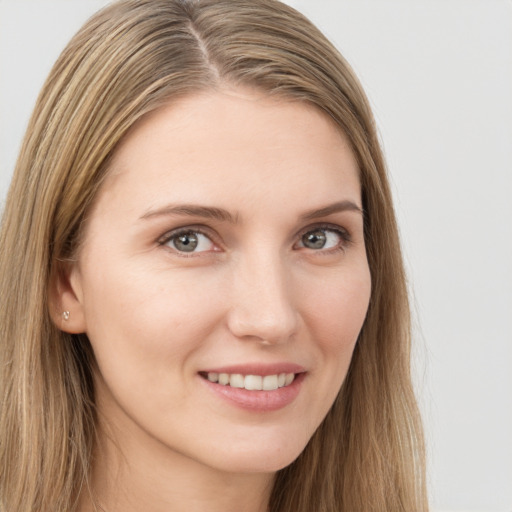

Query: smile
[203,372,295,391]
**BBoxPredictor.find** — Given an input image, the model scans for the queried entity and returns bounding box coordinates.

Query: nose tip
[226,263,298,345]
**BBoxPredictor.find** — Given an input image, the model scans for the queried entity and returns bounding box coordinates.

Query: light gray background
[1,1,511,511]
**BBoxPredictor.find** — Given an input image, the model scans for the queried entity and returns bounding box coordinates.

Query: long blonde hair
[0,0,428,510]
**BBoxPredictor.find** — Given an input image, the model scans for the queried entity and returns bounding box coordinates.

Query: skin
[54,88,371,512]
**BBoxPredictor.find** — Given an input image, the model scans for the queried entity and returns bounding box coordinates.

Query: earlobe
[48,263,87,334]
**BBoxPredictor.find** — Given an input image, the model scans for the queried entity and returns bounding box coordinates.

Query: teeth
[230,374,244,388]
[244,375,262,390]
[207,372,218,382]
[285,373,294,386]
[262,374,278,390]
[206,372,295,390]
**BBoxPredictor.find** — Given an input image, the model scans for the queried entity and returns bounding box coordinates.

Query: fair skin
[53,88,371,512]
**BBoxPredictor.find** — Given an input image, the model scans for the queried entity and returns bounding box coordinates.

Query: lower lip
[200,373,305,412]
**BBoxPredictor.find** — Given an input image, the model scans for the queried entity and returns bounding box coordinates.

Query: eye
[160,229,217,253]
[296,226,349,251]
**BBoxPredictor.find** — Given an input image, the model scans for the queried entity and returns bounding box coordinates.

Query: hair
[0,0,428,510]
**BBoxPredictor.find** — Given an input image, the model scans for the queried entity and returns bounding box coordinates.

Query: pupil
[175,232,198,252]
[303,230,326,249]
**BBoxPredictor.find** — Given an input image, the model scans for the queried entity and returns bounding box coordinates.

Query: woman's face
[66,88,371,475]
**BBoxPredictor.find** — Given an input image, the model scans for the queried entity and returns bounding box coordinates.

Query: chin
[198,431,310,475]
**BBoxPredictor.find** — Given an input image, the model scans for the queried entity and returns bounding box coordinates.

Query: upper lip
[199,363,306,376]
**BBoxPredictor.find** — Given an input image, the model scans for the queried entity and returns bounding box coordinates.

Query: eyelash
[157,223,352,256]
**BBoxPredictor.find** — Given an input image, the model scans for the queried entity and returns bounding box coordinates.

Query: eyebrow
[140,200,363,224]
[140,204,239,223]
[299,200,364,221]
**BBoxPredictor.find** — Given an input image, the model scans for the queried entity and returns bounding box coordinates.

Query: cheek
[80,263,227,375]
[79,264,231,426]
[291,264,371,434]
[299,264,371,354]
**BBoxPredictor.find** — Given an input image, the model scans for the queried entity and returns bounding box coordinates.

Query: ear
[48,262,87,334]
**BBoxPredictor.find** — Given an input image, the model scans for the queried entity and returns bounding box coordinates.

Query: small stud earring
[62,311,70,321]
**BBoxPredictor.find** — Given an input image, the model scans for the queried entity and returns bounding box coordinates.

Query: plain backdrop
[1,1,511,511]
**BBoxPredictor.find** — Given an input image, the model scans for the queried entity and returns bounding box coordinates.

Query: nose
[226,252,298,345]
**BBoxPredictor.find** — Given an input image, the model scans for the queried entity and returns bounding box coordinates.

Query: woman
[0,0,428,510]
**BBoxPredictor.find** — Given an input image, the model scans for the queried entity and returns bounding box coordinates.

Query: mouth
[198,363,306,411]
[199,371,296,391]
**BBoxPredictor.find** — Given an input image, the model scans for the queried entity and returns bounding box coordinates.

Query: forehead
[95,88,361,218]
